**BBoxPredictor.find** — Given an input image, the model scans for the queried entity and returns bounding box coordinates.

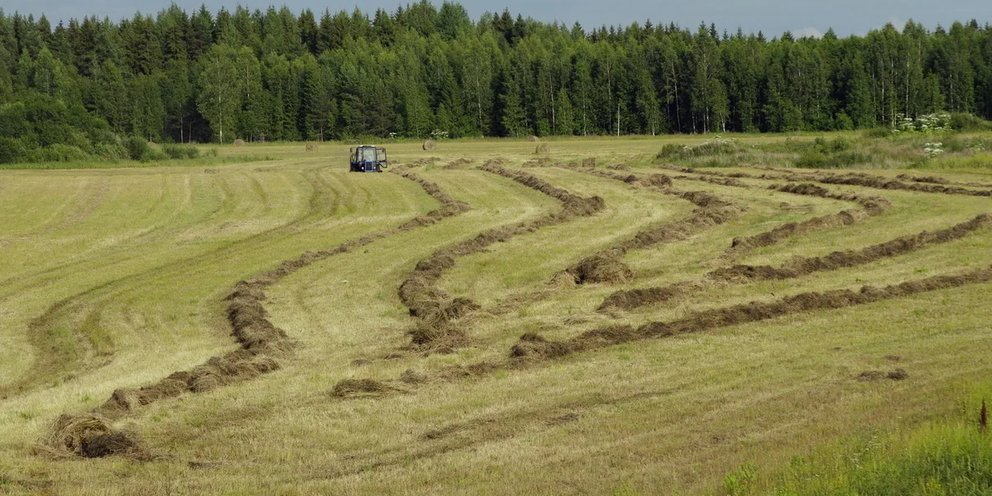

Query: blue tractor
[350,145,388,172]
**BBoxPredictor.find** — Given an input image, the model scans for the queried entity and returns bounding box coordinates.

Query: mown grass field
[1,134,991,495]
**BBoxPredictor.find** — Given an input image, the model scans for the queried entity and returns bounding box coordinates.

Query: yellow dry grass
[0,135,990,495]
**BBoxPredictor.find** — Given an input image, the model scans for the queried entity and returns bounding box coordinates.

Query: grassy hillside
[0,134,990,495]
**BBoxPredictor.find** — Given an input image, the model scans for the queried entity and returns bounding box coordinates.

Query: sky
[2,0,990,37]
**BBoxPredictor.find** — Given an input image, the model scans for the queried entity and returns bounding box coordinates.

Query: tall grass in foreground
[760,397,992,495]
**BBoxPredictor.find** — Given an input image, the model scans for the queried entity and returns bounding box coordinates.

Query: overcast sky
[3,0,990,37]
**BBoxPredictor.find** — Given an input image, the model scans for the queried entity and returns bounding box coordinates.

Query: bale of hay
[528,135,540,142]
[422,139,436,151]
[39,414,148,459]
[568,254,634,284]
[233,139,246,146]
[43,414,114,456]
[305,142,318,152]
[535,143,551,154]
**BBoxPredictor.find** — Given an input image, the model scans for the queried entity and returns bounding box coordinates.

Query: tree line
[1,1,991,147]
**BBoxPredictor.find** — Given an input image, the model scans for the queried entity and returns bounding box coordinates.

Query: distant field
[1,134,990,495]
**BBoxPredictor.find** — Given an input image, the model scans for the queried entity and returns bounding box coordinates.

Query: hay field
[1,136,991,494]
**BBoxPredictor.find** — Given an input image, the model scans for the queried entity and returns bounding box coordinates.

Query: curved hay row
[657,168,892,256]
[511,266,992,361]
[4,169,343,398]
[602,213,991,311]
[561,168,743,284]
[39,169,470,459]
[590,169,890,310]
[393,161,606,355]
[665,166,992,198]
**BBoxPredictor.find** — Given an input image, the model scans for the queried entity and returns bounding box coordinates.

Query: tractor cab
[350,145,388,172]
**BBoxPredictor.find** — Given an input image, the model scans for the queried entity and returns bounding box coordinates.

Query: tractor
[350,145,388,172]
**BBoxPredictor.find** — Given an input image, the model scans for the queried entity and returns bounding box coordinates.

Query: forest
[0,1,991,161]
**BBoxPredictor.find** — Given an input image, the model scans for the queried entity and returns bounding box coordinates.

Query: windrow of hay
[726,181,891,255]
[816,172,992,197]
[896,173,992,189]
[599,176,892,311]
[603,213,991,311]
[561,167,742,285]
[44,167,472,457]
[443,158,473,169]
[395,162,605,354]
[671,165,992,198]
[662,165,893,255]
[712,214,992,282]
[513,266,992,361]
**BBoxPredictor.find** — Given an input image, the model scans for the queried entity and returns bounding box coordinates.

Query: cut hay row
[666,166,992,198]
[658,168,892,255]
[893,173,992,189]
[601,213,991,311]
[762,166,992,191]
[560,168,743,284]
[597,176,892,312]
[39,169,470,459]
[393,161,605,356]
[728,182,891,254]
[511,265,992,361]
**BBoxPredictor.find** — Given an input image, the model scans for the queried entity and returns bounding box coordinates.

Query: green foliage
[724,463,757,496]
[161,143,200,159]
[0,92,117,163]
[1,6,992,144]
[123,136,151,161]
[774,423,992,495]
[26,143,90,162]
[949,113,992,131]
[658,139,741,160]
